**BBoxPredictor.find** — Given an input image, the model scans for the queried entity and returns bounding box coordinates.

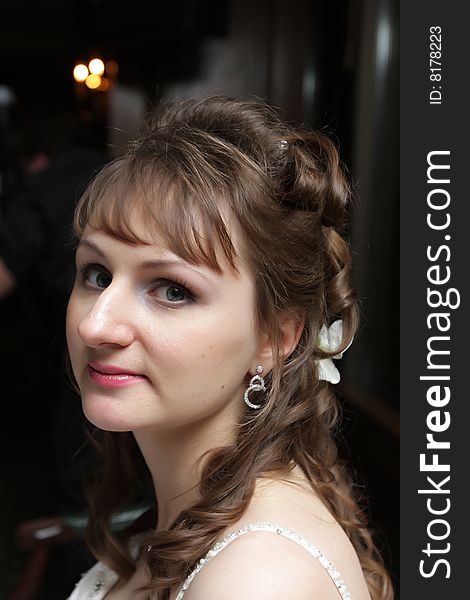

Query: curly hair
[73,96,394,600]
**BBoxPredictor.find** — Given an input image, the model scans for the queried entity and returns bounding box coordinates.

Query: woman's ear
[254,312,305,372]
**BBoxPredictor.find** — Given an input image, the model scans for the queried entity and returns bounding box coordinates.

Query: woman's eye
[165,286,187,302]
[152,280,193,304]
[80,265,112,289]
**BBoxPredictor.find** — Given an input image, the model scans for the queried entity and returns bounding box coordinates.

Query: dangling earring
[244,365,266,409]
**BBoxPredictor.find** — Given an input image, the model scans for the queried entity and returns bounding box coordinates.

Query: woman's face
[66,215,263,434]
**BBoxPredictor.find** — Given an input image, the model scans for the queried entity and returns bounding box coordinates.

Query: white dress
[67,522,352,600]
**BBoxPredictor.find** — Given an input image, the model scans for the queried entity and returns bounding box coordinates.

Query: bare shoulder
[183,467,372,600]
[182,528,341,600]
[237,467,371,599]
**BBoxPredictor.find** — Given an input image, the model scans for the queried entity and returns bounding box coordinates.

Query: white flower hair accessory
[316,319,353,384]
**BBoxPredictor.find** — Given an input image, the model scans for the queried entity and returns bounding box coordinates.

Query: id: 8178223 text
[429,26,442,105]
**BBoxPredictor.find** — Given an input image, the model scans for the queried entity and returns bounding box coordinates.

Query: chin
[81,394,135,433]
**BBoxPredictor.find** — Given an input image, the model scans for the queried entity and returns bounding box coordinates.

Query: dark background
[400,2,467,598]
[0,1,399,598]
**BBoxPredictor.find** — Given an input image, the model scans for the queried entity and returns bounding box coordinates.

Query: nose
[76,284,135,348]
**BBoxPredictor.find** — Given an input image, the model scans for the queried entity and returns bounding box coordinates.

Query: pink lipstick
[87,362,147,388]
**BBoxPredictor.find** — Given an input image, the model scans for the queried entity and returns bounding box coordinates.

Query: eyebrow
[77,239,213,281]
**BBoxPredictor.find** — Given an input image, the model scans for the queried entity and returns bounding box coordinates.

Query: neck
[133,405,241,531]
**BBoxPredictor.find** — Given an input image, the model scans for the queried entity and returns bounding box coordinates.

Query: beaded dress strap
[175,521,352,600]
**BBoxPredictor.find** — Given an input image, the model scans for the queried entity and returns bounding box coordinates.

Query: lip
[89,361,143,376]
[87,362,147,388]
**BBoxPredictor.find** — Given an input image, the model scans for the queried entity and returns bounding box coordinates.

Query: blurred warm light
[85,74,102,89]
[73,64,89,82]
[97,77,111,92]
[105,59,118,76]
[73,57,116,91]
[89,58,105,76]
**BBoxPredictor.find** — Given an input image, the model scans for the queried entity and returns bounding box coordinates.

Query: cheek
[149,314,257,390]
[167,310,255,359]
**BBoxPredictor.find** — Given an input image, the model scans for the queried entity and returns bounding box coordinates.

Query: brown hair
[74,96,394,599]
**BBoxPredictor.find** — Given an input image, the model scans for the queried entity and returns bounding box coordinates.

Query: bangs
[74,156,239,274]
